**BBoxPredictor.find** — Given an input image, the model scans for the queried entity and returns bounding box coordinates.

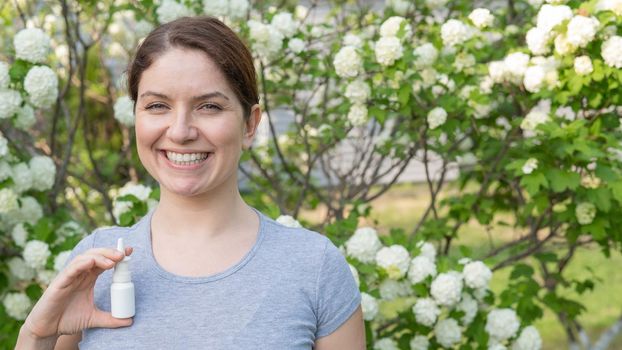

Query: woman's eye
[199,103,222,111]
[146,103,167,110]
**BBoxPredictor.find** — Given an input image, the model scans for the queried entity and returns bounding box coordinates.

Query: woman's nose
[166,109,198,143]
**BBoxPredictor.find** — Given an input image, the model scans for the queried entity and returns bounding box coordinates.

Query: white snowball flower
[512,326,542,350]
[16,196,43,225]
[275,215,302,228]
[15,104,36,130]
[431,271,463,307]
[413,43,438,68]
[536,5,573,34]
[57,220,86,238]
[23,240,51,269]
[488,61,508,83]
[380,16,412,39]
[361,292,379,321]
[14,28,51,63]
[203,0,228,17]
[408,256,437,284]
[345,227,383,263]
[595,0,622,16]
[409,335,430,350]
[54,250,72,271]
[427,107,447,130]
[426,0,449,9]
[441,19,472,47]
[288,38,305,54]
[11,223,29,247]
[227,0,250,20]
[469,8,494,29]
[526,27,550,55]
[504,52,530,83]
[490,343,508,350]
[575,202,596,225]
[157,0,194,24]
[0,61,9,89]
[0,135,7,158]
[463,261,492,289]
[412,298,440,326]
[555,106,576,121]
[0,89,23,119]
[134,20,154,38]
[11,162,32,193]
[387,0,414,15]
[248,20,284,60]
[0,161,11,181]
[602,36,622,68]
[271,12,298,38]
[375,36,404,66]
[574,56,593,75]
[345,80,371,104]
[8,257,35,280]
[343,34,363,48]
[457,293,478,325]
[523,65,545,92]
[520,110,549,132]
[522,158,539,174]
[418,241,437,262]
[29,155,56,191]
[434,318,462,348]
[374,338,399,350]
[24,65,58,108]
[118,182,152,201]
[486,308,520,341]
[554,33,575,55]
[0,188,19,213]
[566,16,599,48]
[349,264,360,287]
[333,46,362,78]
[37,269,57,285]
[379,279,411,300]
[3,292,32,320]
[376,245,411,279]
[347,104,368,126]
[114,96,135,126]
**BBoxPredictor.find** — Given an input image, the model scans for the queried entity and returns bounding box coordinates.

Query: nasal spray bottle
[111,238,135,319]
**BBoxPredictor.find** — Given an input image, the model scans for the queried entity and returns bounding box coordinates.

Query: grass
[303,182,622,349]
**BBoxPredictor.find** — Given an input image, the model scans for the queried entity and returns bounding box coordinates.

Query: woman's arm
[315,306,366,350]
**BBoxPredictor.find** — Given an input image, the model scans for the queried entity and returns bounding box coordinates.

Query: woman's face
[134,47,258,198]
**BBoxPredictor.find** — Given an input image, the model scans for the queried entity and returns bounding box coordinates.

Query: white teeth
[165,151,209,165]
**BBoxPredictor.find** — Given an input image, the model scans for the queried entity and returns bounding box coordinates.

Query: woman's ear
[242,104,262,150]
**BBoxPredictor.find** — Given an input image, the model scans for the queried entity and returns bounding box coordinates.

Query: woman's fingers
[55,255,115,289]
[89,309,133,329]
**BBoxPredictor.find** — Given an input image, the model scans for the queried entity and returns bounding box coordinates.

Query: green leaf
[520,173,548,195]
[510,264,534,279]
[545,169,581,193]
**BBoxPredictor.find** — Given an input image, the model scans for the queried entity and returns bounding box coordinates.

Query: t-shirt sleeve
[315,238,362,338]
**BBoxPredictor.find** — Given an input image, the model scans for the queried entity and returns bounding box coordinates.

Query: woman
[16,16,364,350]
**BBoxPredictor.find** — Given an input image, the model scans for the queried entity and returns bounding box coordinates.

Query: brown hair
[127,16,259,119]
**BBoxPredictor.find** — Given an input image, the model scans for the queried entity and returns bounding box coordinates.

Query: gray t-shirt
[66,207,361,349]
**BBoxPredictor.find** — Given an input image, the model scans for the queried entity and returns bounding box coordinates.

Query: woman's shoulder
[68,216,148,258]
[259,213,331,246]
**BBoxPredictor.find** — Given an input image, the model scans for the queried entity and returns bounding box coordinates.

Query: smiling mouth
[164,151,212,166]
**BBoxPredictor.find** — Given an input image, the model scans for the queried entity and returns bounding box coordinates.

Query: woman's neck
[151,182,256,241]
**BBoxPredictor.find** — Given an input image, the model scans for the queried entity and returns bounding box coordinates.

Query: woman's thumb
[89,309,133,329]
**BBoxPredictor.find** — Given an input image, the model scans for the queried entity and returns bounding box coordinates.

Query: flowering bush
[2,0,622,348]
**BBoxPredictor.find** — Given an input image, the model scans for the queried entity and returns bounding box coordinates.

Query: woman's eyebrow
[192,92,230,101]
[138,91,230,101]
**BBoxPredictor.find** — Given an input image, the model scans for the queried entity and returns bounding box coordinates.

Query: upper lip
[160,149,213,154]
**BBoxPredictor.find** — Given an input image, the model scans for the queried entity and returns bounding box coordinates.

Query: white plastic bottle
[111,238,135,319]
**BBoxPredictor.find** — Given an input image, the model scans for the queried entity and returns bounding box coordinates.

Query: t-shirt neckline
[138,206,266,284]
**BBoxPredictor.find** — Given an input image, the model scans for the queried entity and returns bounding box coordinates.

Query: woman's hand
[20,247,134,342]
